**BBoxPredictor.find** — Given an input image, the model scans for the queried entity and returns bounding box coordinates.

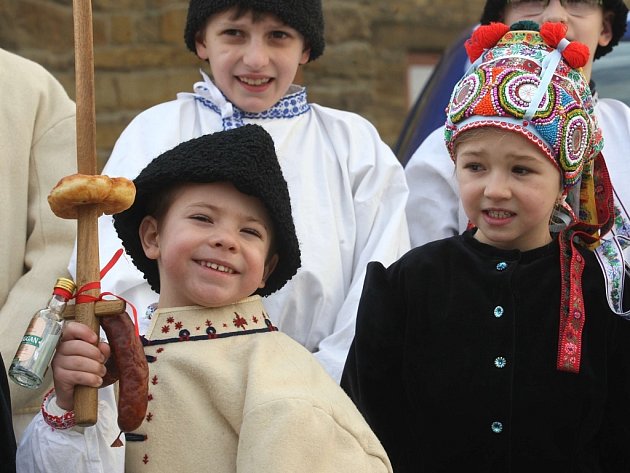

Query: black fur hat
[184,0,325,61]
[113,124,301,298]
[480,0,628,59]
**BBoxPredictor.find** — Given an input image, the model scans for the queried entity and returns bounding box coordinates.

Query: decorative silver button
[494,357,507,369]
[491,421,503,433]
[494,306,504,318]
[496,262,508,271]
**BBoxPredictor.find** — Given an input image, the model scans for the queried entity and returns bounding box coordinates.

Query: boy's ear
[139,216,160,260]
[598,11,614,48]
[300,48,311,65]
[259,253,279,289]
[195,30,210,60]
[196,40,210,60]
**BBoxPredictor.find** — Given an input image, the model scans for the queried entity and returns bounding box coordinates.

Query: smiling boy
[18,125,393,473]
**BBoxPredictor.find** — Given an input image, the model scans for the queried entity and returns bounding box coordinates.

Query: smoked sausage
[100,312,149,432]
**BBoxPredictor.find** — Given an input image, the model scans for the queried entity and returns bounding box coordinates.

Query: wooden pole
[72,0,100,426]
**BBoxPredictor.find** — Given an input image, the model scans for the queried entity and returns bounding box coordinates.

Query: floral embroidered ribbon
[557,156,615,373]
[595,193,630,319]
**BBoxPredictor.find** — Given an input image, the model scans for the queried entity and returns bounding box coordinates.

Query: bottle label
[15,318,46,362]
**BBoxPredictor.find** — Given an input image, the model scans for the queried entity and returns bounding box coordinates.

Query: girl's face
[195,8,310,113]
[455,128,563,252]
[140,182,278,309]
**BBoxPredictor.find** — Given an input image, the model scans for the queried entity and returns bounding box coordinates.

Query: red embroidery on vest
[233,313,248,330]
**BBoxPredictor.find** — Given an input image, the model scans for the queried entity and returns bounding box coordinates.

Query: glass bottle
[9,277,76,389]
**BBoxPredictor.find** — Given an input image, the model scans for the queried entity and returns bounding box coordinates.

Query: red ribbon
[73,249,140,337]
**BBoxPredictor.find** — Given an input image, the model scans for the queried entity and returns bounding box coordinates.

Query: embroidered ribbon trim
[557,235,586,373]
[41,388,76,430]
[189,72,309,130]
[595,195,630,318]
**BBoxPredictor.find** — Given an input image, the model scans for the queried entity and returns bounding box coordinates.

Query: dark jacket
[342,232,630,473]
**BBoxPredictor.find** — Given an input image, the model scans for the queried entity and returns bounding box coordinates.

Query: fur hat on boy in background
[113,124,301,298]
[184,0,325,61]
[480,0,629,59]
[444,21,617,374]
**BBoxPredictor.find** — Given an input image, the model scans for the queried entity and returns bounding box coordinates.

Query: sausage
[100,356,119,388]
[100,312,149,432]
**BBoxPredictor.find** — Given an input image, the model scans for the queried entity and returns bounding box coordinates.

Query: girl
[342,21,630,472]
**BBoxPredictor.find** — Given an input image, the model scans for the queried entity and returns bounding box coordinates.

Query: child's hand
[51,321,111,411]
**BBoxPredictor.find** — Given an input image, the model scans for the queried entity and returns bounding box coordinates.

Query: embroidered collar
[142,295,277,346]
[188,70,309,130]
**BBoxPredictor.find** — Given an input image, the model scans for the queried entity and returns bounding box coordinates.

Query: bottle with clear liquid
[9,277,76,389]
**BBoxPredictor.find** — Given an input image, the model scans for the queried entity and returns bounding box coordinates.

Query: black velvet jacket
[342,232,630,473]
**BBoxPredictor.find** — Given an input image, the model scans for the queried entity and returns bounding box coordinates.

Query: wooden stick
[72,0,100,427]
[63,300,126,319]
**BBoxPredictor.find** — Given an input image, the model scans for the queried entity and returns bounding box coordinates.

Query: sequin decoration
[494,357,507,368]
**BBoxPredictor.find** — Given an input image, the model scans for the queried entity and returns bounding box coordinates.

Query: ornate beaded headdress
[445,21,618,373]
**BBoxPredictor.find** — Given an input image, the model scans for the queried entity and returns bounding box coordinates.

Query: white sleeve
[15,386,125,473]
[314,130,410,382]
[404,126,468,248]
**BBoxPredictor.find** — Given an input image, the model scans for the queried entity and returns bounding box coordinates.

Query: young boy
[79,0,410,383]
[342,22,630,472]
[405,0,629,248]
[18,125,393,473]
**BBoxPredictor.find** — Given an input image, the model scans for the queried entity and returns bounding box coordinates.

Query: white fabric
[69,73,410,382]
[405,96,630,248]
[16,386,125,473]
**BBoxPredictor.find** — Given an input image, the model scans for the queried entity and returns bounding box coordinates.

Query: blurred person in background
[0,48,76,449]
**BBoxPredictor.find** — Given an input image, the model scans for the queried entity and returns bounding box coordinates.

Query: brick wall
[0,0,484,168]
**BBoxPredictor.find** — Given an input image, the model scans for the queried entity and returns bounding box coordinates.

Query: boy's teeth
[240,77,269,86]
[203,262,234,274]
[488,210,512,218]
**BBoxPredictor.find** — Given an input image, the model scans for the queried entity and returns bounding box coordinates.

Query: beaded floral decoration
[444,21,618,373]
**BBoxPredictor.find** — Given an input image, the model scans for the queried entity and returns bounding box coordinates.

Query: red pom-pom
[540,22,568,48]
[465,22,510,62]
[464,39,486,62]
[561,42,590,68]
